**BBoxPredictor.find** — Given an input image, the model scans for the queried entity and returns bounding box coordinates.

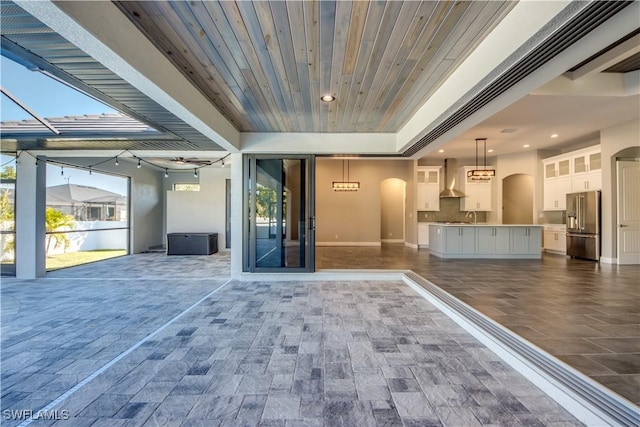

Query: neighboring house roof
[46,183,126,206]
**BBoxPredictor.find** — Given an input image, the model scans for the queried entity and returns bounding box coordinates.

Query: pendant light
[467,138,495,180]
[332,159,360,191]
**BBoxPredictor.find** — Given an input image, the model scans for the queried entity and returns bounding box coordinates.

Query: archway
[380,178,406,242]
[502,174,533,224]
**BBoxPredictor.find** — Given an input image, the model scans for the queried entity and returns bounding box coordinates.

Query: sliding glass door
[244,155,315,272]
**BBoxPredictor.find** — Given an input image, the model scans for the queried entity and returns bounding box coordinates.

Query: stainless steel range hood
[439,158,466,198]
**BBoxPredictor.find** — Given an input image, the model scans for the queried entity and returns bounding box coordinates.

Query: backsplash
[417,198,487,223]
[541,210,566,224]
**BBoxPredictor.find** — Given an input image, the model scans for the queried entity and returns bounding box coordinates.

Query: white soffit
[14,0,240,153]
[240,133,397,155]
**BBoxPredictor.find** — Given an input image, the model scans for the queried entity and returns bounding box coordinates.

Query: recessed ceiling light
[321,95,335,102]
[438,149,444,153]
[523,144,530,148]
[487,149,494,153]
[550,133,559,138]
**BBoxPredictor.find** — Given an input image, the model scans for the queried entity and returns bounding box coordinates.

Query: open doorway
[503,174,533,224]
[380,178,406,242]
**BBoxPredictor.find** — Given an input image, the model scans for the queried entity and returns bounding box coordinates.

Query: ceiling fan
[171,157,213,166]
[142,156,214,169]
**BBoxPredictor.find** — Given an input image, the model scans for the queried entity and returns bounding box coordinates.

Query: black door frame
[243,154,315,273]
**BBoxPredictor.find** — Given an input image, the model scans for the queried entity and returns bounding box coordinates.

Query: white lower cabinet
[510,227,542,255]
[544,226,566,254]
[418,223,432,247]
[444,226,475,254]
[476,227,510,255]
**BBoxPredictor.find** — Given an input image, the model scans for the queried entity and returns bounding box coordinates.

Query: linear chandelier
[333,159,360,191]
[467,138,495,180]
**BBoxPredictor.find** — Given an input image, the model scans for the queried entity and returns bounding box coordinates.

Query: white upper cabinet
[416,167,441,211]
[543,146,601,211]
[571,149,601,192]
[459,167,492,211]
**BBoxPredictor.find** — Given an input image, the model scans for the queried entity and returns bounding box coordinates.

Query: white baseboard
[316,241,381,247]
[405,242,418,249]
[381,239,404,244]
[599,256,616,264]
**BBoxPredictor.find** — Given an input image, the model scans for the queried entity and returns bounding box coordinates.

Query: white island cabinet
[429,224,542,259]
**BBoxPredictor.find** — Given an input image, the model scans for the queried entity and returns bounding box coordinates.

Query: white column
[229,153,243,279]
[16,154,46,278]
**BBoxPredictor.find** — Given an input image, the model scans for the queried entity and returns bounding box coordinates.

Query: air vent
[403,1,633,157]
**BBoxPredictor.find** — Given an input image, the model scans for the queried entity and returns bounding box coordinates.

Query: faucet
[465,210,477,224]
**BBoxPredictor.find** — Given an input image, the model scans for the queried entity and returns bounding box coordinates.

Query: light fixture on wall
[467,138,495,180]
[333,159,360,191]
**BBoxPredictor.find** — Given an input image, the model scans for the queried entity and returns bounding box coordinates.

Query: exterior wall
[166,167,230,249]
[315,159,412,245]
[600,118,640,262]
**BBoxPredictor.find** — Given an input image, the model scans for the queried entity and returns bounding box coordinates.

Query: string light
[18,150,225,177]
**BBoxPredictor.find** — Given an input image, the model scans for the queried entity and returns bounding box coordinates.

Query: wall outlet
[424,213,428,219]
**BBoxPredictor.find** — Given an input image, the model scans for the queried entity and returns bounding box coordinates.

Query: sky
[1,55,116,121]
[1,55,126,195]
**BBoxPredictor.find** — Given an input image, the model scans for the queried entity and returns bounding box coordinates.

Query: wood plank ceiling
[115,1,516,133]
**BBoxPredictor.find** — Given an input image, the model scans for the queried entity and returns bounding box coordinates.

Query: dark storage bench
[167,233,218,255]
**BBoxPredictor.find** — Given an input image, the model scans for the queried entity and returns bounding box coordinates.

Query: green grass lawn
[46,249,127,271]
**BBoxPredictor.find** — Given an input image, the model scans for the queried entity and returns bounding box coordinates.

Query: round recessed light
[487,149,494,153]
[550,133,559,138]
[438,149,444,153]
[523,144,530,148]
[321,95,335,102]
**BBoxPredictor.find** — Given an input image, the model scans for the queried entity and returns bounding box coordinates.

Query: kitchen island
[429,224,542,259]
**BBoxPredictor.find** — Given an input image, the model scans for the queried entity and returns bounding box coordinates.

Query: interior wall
[167,167,231,249]
[600,118,640,262]
[316,159,412,245]
[489,151,540,224]
[380,178,406,241]
[503,174,534,224]
[51,157,164,253]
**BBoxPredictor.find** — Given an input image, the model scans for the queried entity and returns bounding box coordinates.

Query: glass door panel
[246,155,314,272]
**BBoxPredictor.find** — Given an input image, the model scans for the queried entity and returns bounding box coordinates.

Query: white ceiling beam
[567,34,640,80]
[15,0,240,152]
[241,133,397,155]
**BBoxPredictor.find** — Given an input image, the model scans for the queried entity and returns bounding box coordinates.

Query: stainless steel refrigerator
[566,190,600,261]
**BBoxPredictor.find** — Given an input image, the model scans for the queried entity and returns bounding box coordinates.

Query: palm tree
[46,208,75,254]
